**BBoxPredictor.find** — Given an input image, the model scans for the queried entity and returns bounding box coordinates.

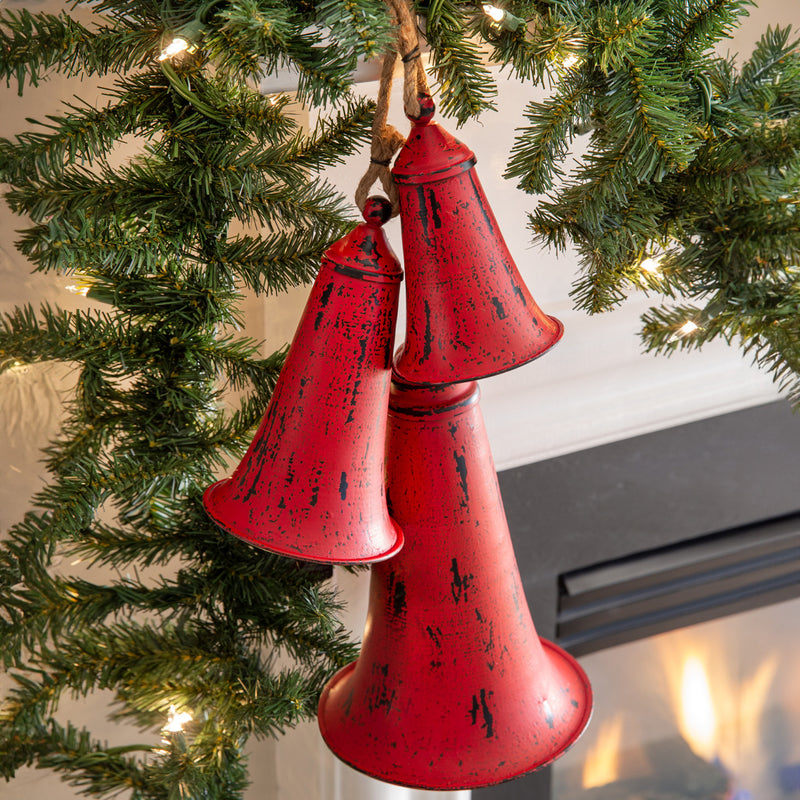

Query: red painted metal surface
[203,198,404,564]
[391,95,564,385]
[318,378,593,789]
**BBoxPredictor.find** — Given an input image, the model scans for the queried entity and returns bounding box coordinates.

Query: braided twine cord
[354,0,431,215]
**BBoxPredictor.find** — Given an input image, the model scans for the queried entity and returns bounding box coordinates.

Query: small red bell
[391,95,564,385]
[203,198,404,564]
[318,378,592,789]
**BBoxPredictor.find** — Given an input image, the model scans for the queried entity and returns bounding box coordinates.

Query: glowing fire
[668,643,779,769]
[678,655,717,762]
[575,641,781,794]
[582,716,623,789]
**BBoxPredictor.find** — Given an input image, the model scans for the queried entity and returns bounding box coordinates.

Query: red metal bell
[391,95,564,385]
[203,198,404,564]
[318,378,592,789]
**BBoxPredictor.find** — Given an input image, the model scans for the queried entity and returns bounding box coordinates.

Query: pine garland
[500,1,800,402]
[0,2,371,796]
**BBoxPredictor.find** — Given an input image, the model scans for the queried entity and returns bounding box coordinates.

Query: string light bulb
[65,282,91,296]
[639,254,664,274]
[562,54,582,69]
[482,3,505,22]
[162,705,193,737]
[669,319,699,342]
[481,3,523,31]
[159,37,190,61]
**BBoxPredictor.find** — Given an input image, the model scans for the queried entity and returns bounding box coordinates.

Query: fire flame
[678,655,717,762]
[582,716,623,789]
[668,642,779,768]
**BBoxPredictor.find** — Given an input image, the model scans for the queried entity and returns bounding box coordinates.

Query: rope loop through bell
[354,0,431,216]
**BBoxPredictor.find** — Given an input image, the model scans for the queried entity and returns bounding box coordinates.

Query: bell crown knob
[393,95,475,185]
[408,92,436,125]
[323,197,402,283]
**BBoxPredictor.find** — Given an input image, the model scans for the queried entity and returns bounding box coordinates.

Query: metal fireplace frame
[475,399,800,800]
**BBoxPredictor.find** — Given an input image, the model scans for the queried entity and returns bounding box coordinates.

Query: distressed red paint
[202,198,404,564]
[318,378,592,789]
[391,96,564,385]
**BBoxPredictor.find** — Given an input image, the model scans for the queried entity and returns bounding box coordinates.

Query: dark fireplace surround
[475,399,800,800]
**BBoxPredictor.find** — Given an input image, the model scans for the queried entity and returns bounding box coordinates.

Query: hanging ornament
[203,198,404,564]
[391,95,564,386]
[318,377,592,789]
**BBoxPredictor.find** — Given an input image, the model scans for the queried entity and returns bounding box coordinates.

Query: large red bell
[203,198,404,564]
[391,95,564,385]
[318,378,592,789]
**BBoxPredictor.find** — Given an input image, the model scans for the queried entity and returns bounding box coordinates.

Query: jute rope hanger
[354,0,431,216]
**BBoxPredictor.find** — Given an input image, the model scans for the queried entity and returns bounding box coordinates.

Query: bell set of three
[202,96,593,791]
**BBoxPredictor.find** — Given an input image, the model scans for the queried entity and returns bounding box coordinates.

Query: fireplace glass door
[552,595,800,800]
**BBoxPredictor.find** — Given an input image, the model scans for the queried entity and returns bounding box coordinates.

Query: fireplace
[474,399,800,800]
[553,592,800,799]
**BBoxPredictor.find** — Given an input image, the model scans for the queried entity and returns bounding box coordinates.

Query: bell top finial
[362,195,393,227]
[322,199,402,283]
[409,93,436,125]
[392,94,476,186]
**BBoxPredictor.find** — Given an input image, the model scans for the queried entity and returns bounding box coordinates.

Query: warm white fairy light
[482,3,506,22]
[162,705,193,736]
[562,53,581,69]
[669,319,699,342]
[159,37,190,61]
[3,359,27,373]
[65,283,91,296]
[639,254,664,274]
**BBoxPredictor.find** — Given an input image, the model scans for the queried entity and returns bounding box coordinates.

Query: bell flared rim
[392,316,565,387]
[317,636,593,791]
[202,479,405,565]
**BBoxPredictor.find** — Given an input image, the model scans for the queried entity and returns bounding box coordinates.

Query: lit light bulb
[482,3,506,22]
[639,255,663,274]
[65,283,91,296]
[669,319,699,342]
[481,3,522,30]
[562,54,581,69]
[162,705,193,736]
[159,37,190,61]
[3,359,27,373]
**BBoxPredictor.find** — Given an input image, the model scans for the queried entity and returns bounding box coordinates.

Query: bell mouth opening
[202,480,405,565]
[317,637,593,791]
[392,315,565,387]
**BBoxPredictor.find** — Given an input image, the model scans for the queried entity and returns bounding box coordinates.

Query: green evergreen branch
[0,8,160,93]
[219,228,346,295]
[675,0,754,57]
[505,71,592,193]
[733,25,800,115]
[15,216,188,276]
[0,718,156,791]
[285,96,375,171]
[0,75,176,183]
[591,2,660,73]
[285,35,355,107]
[314,0,395,60]
[603,60,698,180]
[421,0,498,124]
